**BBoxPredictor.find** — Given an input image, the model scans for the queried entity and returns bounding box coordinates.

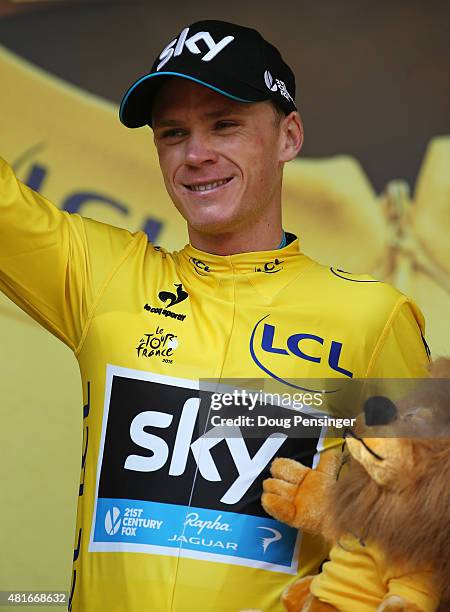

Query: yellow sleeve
[0,157,140,352]
[385,570,440,612]
[310,536,385,611]
[365,298,431,378]
[312,538,441,612]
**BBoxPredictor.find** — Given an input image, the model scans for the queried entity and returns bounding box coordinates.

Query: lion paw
[377,595,422,612]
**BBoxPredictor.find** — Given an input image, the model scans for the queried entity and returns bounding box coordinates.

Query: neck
[187,207,284,256]
[188,225,284,255]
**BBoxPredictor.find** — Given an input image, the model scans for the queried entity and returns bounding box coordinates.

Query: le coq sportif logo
[158,283,188,308]
[157,27,235,71]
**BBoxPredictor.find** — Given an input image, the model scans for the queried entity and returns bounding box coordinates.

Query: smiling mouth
[184,178,233,192]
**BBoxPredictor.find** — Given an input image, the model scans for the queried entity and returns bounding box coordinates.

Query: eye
[214,120,238,130]
[159,128,187,140]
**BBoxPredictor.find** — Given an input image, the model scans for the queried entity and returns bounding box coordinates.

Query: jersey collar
[175,232,314,303]
[179,232,302,275]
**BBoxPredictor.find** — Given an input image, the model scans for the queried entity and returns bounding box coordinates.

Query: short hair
[270,101,287,126]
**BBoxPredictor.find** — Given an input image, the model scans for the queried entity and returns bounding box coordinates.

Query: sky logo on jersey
[249,315,353,391]
[89,366,320,573]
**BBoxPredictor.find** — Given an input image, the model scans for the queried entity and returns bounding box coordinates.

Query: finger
[263,477,297,498]
[316,449,340,476]
[261,493,295,524]
[270,457,310,484]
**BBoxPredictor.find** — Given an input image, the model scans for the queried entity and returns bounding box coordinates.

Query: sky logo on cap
[157,27,235,71]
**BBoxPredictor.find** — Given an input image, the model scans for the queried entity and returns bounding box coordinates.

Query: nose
[184,131,218,167]
[363,395,397,426]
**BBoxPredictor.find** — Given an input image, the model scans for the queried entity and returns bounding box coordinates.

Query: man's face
[152,78,292,236]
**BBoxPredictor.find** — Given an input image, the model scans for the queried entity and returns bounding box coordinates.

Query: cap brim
[119,71,269,128]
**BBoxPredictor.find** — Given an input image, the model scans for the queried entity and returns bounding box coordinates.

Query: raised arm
[0,157,139,352]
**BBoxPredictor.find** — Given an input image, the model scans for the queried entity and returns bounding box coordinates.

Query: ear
[279,111,304,162]
[429,356,450,378]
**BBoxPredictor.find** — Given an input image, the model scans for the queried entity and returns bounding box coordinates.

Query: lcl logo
[157,27,235,71]
[249,315,354,387]
[255,258,283,274]
[260,322,353,377]
[190,257,211,276]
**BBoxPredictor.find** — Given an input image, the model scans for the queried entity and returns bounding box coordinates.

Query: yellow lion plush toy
[261,358,450,612]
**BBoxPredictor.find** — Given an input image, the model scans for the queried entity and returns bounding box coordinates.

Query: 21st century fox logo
[104,507,121,536]
[104,507,163,537]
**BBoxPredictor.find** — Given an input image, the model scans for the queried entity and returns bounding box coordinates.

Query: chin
[183,204,244,235]
[189,217,240,236]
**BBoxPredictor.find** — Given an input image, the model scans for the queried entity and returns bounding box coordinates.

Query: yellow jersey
[0,157,430,611]
[311,535,439,612]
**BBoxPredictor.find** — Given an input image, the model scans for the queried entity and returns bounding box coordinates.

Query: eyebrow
[153,119,184,128]
[204,107,244,119]
[153,107,245,128]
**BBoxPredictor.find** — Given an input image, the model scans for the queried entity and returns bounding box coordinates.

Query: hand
[262,452,339,532]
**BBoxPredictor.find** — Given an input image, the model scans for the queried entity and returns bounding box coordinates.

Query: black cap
[119,20,297,128]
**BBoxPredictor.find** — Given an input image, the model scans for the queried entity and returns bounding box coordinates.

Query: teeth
[190,179,229,192]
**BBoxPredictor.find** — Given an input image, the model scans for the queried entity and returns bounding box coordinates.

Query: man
[0,20,430,612]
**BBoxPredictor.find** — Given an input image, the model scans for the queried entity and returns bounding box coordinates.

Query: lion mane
[326,357,450,597]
